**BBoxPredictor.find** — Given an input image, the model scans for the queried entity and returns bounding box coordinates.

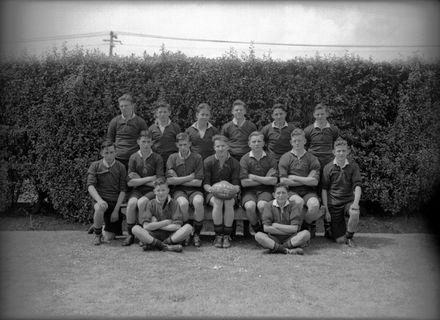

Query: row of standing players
[87,94,362,254]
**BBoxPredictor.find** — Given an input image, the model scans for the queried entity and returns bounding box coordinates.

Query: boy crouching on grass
[87,141,127,245]
[132,177,193,252]
[255,183,310,255]
[321,137,362,247]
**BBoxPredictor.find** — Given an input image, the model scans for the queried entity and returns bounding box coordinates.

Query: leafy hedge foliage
[1,47,439,221]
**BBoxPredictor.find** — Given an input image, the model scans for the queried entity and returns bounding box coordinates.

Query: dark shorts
[129,188,155,201]
[288,191,318,205]
[93,200,123,235]
[241,190,273,206]
[328,202,353,239]
[149,229,174,242]
[173,189,204,204]
[267,233,296,249]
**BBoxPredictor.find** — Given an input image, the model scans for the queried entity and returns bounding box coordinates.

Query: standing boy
[166,132,204,247]
[279,128,323,237]
[255,183,310,254]
[185,103,219,160]
[123,130,164,246]
[132,178,193,252]
[107,93,148,169]
[221,99,257,162]
[240,131,278,234]
[321,138,362,247]
[304,103,339,237]
[260,103,297,162]
[203,135,240,248]
[148,101,181,166]
[87,141,127,245]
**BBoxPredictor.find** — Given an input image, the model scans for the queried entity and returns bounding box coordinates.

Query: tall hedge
[1,48,439,221]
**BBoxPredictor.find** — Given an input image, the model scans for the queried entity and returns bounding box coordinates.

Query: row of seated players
[87,128,361,254]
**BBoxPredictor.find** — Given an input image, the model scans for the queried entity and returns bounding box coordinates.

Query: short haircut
[212,134,229,144]
[153,177,168,188]
[153,100,171,112]
[101,140,115,151]
[232,99,246,111]
[118,93,134,104]
[176,132,191,143]
[196,103,211,113]
[334,137,348,148]
[290,128,305,138]
[272,103,287,114]
[248,131,264,142]
[274,182,289,192]
[138,130,153,140]
[314,103,328,113]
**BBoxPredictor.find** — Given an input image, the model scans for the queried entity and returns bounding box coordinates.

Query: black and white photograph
[1,0,439,319]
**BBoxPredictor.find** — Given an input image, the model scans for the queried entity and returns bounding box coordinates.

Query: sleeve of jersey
[321,164,331,190]
[171,201,183,225]
[86,163,98,187]
[239,156,249,180]
[127,154,137,182]
[309,156,321,182]
[140,201,153,224]
[231,159,241,186]
[166,154,175,176]
[269,157,278,176]
[194,155,204,181]
[119,164,128,192]
[261,202,273,226]
[278,154,289,178]
[203,158,212,186]
[106,118,116,143]
[351,163,362,191]
[154,154,164,177]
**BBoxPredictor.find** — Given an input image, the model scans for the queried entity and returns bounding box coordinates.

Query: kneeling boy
[321,138,362,246]
[132,178,193,252]
[87,141,127,245]
[255,183,310,254]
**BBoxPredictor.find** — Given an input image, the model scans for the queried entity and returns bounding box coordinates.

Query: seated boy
[166,132,204,247]
[87,141,127,245]
[148,101,182,166]
[123,130,164,246]
[240,131,278,234]
[279,128,324,238]
[221,99,257,161]
[255,183,310,254]
[260,103,297,162]
[132,177,193,252]
[321,138,362,247]
[203,135,241,249]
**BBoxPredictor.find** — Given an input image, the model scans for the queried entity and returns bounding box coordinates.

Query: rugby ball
[211,181,238,200]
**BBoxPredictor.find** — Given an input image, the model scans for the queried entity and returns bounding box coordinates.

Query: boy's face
[313,109,328,123]
[101,146,116,164]
[273,186,289,203]
[176,139,191,155]
[290,135,306,151]
[138,137,153,152]
[333,145,349,162]
[272,108,286,123]
[214,139,229,156]
[196,109,211,123]
[156,107,171,121]
[232,105,246,120]
[119,100,134,118]
[154,184,169,201]
[248,135,264,152]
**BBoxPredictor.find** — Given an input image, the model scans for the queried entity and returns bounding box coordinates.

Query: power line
[7,32,108,44]
[116,30,440,48]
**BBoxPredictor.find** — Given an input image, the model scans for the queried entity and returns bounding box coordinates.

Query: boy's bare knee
[255,232,266,242]
[244,201,256,211]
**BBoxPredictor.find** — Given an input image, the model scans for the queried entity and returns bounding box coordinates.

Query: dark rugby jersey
[87,159,127,202]
[221,120,257,160]
[239,151,278,192]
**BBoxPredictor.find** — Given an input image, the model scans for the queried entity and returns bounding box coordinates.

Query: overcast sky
[1,0,439,61]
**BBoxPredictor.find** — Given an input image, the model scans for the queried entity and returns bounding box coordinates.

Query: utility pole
[103,31,122,56]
